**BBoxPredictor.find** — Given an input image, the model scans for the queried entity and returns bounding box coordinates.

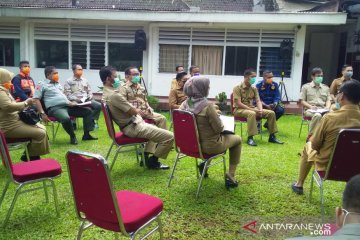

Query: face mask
[193,73,200,76]
[75,69,83,78]
[344,71,353,78]
[52,73,59,82]
[112,78,121,88]
[249,77,256,85]
[2,82,13,90]
[314,76,323,84]
[335,93,342,110]
[21,67,30,75]
[131,75,141,84]
[266,78,273,84]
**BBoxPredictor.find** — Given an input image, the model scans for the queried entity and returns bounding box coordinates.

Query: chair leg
[195,158,199,178]
[140,145,146,170]
[222,156,227,180]
[168,153,180,187]
[110,147,122,170]
[299,121,303,138]
[77,220,87,240]
[309,169,314,202]
[196,160,209,198]
[135,145,140,163]
[23,144,30,161]
[43,181,49,203]
[157,217,164,240]
[2,184,24,227]
[240,122,243,137]
[105,142,115,160]
[49,179,60,217]
[320,181,324,224]
[0,180,10,208]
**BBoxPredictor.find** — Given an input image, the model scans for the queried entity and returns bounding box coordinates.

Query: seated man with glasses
[291,80,360,195]
[169,72,189,110]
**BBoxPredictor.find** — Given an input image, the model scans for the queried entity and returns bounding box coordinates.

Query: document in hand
[77,101,92,107]
[219,115,235,134]
[307,108,329,115]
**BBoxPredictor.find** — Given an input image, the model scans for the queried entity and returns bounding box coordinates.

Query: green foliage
[0,113,345,239]
[215,92,227,103]
[147,95,159,110]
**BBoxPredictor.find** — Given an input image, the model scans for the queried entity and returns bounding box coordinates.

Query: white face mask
[341,209,360,227]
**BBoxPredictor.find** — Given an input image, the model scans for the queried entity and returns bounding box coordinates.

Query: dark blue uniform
[256,80,284,120]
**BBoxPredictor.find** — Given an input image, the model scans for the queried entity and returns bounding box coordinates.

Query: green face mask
[131,76,141,84]
[112,78,121,88]
[249,77,256,85]
[314,76,323,84]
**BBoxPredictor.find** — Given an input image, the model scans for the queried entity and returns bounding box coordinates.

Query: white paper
[77,101,92,107]
[80,96,87,103]
[219,115,235,134]
[307,108,329,114]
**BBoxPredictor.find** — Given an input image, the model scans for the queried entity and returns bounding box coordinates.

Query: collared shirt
[300,81,331,108]
[11,73,35,101]
[330,76,353,96]
[168,86,187,110]
[311,104,360,169]
[64,76,93,102]
[232,82,260,109]
[119,81,148,111]
[256,80,280,105]
[170,78,178,90]
[33,79,69,109]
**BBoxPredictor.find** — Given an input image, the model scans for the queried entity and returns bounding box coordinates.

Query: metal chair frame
[298,108,311,137]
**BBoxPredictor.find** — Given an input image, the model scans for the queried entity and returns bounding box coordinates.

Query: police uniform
[64,76,101,123]
[233,82,278,136]
[0,86,50,157]
[11,73,35,102]
[168,85,187,110]
[119,81,167,130]
[196,104,241,165]
[299,81,331,134]
[104,86,174,161]
[256,80,284,120]
[33,79,93,138]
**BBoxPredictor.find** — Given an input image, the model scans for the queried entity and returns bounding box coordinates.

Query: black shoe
[82,134,98,141]
[198,161,209,178]
[151,163,170,170]
[291,183,304,195]
[146,156,169,170]
[20,152,28,162]
[268,134,284,144]
[70,136,78,145]
[72,122,77,130]
[247,137,257,146]
[29,156,40,161]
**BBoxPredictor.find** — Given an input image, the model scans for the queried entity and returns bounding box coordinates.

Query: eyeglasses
[130,73,140,76]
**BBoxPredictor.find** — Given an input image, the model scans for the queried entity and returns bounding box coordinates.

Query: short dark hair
[72,64,82,71]
[342,64,352,71]
[44,66,56,78]
[99,66,116,83]
[124,66,138,76]
[176,72,188,81]
[339,79,360,105]
[189,65,199,73]
[176,65,184,72]
[244,68,256,77]
[262,70,272,77]
[343,174,360,212]
[311,67,323,76]
[19,60,29,68]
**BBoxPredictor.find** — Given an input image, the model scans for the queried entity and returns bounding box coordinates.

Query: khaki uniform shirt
[64,76,93,102]
[311,104,360,169]
[329,77,353,96]
[300,81,330,109]
[232,82,259,109]
[170,78,177,90]
[33,79,69,109]
[169,86,187,110]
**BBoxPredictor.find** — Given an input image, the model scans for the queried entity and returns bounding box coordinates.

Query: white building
[0,0,353,103]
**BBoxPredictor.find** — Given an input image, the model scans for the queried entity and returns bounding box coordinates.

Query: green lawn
[0,113,346,239]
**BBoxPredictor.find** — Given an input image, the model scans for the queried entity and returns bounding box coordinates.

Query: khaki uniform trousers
[202,134,242,165]
[304,110,322,134]
[144,112,168,154]
[4,123,50,157]
[300,142,327,172]
[123,122,174,159]
[234,108,277,136]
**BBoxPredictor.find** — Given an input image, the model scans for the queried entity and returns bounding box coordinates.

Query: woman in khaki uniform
[180,76,242,188]
[0,68,49,160]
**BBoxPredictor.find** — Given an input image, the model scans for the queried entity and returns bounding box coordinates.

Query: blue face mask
[344,71,353,78]
[112,78,121,88]
[335,93,342,110]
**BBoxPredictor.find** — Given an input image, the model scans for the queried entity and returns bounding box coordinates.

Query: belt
[121,119,135,130]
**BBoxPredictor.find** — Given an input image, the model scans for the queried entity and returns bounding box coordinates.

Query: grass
[0,112,346,240]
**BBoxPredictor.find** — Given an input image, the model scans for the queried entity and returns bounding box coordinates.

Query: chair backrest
[66,150,127,233]
[0,130,14,175]
[230,93,235,114]
[101,102,116,140]
[325,129,360,182]
[172,109,204,159]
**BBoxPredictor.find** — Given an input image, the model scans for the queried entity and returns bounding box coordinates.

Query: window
[192,46,223,75]
[36,40,69,69]
[0,38,20,66]
[225,46,258,75]
[90,42,105,70]
[159,44,189,73]
[260,47,292,77]
[72,41,87,69]
[108,43,143,71]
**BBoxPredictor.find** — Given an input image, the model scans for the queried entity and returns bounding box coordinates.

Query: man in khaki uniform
[233,68,283,146]
[300,67,331,137]
[170,65,184,90]
[100,66,173,170]
[330,64,355,102]
[169,72,189,109]
[292,80,360,195]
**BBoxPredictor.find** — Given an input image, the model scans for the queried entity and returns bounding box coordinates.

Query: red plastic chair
[298,107,312,137]
[0,130,62,227]
[168,109,226,198]
[101,102,147,170]
[309,128,360,223]
[5,137,31,161]
[230,93,262,139]
[66,150,164,240]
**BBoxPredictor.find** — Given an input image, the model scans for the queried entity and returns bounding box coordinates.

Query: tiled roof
[183,0,254,12]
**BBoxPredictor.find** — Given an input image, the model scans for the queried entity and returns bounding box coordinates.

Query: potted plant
[215,92,228,113]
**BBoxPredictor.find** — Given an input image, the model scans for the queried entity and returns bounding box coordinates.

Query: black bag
[19,108,40,125]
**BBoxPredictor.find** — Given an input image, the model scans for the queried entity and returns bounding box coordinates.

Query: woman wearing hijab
[180,76,241,188]
[0,68,50,161]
